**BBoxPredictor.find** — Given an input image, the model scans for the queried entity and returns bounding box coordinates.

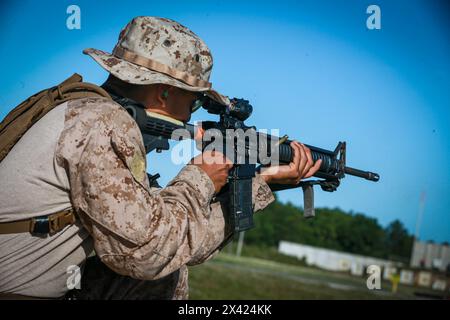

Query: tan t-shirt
[0,102,93,298]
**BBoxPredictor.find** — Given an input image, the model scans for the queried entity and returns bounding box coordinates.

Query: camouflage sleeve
[58,97,274,281]
[186,173,274,266]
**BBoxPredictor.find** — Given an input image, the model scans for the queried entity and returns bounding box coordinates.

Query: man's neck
[102,81,129,100]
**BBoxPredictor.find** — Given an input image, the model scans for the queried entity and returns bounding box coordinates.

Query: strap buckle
[30,210,76,235]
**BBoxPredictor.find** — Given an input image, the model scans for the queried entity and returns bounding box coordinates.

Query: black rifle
[123,96,380,233]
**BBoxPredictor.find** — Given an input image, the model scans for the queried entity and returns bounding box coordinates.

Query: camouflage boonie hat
[83,16,229,105]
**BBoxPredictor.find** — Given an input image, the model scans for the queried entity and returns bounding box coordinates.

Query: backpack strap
[0,73,83,131]
[0,74,111,235]
[0,73,111,162]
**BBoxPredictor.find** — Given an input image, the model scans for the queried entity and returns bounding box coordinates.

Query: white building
[278,241,399,273]
[410,240,450,271]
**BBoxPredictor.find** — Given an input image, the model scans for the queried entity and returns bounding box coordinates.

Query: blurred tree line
[245,195,414,262]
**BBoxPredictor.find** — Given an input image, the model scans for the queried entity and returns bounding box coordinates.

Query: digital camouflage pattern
[83,16,229,106]
[56,97,274,298]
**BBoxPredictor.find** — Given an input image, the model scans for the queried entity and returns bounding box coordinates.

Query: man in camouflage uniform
[0,17,320,299]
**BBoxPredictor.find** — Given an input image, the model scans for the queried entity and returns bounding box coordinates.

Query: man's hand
[259,141,322,185]
[190,151,233,193]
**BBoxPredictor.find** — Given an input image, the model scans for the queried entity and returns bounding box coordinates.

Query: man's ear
[155,84,169,106]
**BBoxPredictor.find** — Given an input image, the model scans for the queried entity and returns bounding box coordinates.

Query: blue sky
[1,0,449,243]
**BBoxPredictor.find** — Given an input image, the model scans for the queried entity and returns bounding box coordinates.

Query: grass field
[188,252,442,300]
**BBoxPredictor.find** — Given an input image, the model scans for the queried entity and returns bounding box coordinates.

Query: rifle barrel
[344,166,380,182]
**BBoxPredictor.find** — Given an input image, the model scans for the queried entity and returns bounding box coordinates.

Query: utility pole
[410,191,426,267]
[415,191,426,239]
